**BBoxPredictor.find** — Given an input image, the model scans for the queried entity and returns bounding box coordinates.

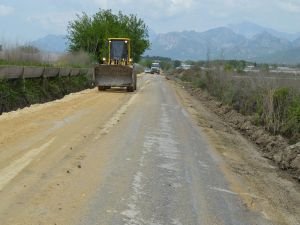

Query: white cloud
[278,0,300,13]
[27,11,79,33]
[91,0,109,8]
[1,0,300,39]
[0,4,14,16]
[91,0,196,17]
[168,0,195,15]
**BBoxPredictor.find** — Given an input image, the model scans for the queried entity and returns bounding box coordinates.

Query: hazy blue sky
[0,0,300,41]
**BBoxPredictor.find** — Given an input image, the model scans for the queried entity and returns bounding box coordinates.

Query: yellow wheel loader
[94,38,137,92]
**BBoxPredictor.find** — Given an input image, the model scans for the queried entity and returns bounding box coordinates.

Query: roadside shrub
[0,45,51,66]
[177,68,300,142]
[284,94,300,142]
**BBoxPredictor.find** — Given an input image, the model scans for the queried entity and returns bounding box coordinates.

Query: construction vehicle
[94,38,137,92]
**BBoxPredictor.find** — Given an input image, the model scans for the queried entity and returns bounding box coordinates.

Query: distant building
[176,64,192,70]
[181,64,192,70]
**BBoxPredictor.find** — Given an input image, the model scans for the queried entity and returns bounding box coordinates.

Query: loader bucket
[94,65,135,89]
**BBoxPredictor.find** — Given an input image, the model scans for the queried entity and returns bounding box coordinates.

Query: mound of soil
[181,81,300,181]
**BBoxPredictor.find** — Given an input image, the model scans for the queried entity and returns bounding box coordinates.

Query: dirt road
[0,74,299,225]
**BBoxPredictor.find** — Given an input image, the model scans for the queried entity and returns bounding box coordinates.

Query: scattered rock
[66,170,71,174]
[279,142,300,170]
[291,155,300,170]
[216,102,222,108]
[266,141,276,152]
[240,121,252,131]
[251,129,265,141]
[77,164,82,169]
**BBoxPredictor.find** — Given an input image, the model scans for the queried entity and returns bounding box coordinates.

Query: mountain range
[227,22,300,41]
[31,22,300,64]
[145,22,300,64]
[30,35,69,53]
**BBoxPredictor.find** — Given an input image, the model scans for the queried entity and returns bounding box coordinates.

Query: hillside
[31,22,300,64]
[227,21,300,41]
[30,35,68,53]
[146,28,300,64]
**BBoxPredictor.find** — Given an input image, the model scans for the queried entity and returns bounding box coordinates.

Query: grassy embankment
[0,47,94,114]
[175,68,300,143]
[0,75,92,114]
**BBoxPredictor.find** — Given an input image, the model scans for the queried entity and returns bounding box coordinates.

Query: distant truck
[150,62,160,74]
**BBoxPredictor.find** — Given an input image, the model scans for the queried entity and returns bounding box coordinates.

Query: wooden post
[42,67,47,90]
[21,66,26,92]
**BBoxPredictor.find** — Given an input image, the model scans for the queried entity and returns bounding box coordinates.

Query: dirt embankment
[0,75,93,115]
[173,78,300,181]
[170,78,300,225]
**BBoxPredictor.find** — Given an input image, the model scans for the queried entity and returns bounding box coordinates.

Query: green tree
[160,61,173,71]
[174,60,181,68]
[139,58,153,68]
[67,9,150,62]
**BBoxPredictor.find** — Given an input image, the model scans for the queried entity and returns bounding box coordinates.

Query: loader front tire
[98,86,106,91]
[127,86,134,92]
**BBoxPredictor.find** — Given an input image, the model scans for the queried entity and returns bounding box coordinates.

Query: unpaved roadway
[0,74,299,225]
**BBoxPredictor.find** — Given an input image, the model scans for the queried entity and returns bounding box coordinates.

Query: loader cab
[106,38,132,66]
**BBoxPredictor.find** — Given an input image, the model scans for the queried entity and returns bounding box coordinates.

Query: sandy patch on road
[0,89,97,122]
[0,86,135,225]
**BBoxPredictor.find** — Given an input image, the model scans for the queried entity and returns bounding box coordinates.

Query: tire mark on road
[0,138,55,191]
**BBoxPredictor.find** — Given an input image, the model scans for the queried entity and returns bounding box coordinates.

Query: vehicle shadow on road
[98,87,133,94]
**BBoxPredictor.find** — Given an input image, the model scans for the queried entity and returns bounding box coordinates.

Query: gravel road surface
[0,74,298,225]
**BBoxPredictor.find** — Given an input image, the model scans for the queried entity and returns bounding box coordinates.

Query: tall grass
[0,44,52,66]
[178,68,300,143]
[0,45,95,114]
[55,50,94,68]
[0,44,94,68]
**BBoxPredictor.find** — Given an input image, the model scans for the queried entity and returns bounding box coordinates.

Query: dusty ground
[0,80,146,224]
[0,74,299,225]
